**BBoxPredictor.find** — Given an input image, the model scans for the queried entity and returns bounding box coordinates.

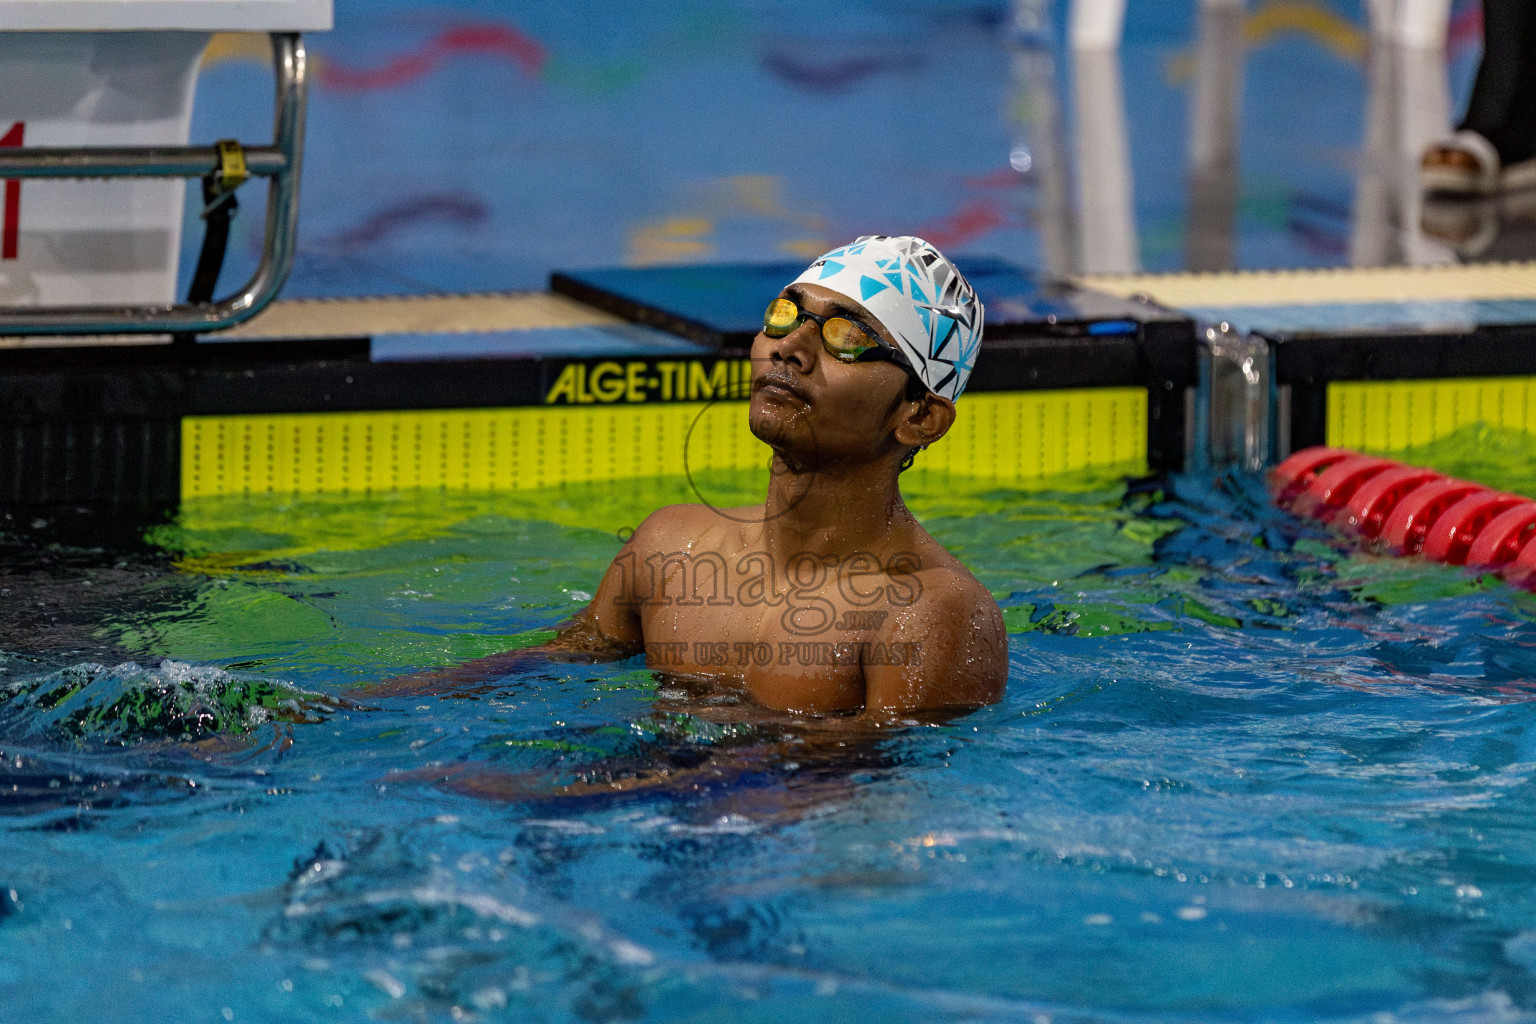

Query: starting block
[0,0,330,334]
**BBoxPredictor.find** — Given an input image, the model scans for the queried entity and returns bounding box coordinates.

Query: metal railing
[0,32,308,336]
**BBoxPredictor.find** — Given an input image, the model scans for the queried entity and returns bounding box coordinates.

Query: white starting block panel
[0,2,329,31]
[0,0,329,310]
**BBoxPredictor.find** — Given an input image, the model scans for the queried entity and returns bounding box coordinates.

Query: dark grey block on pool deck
[550,259,1181,350]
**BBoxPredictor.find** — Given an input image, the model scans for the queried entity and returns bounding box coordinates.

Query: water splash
[0,658,343,746]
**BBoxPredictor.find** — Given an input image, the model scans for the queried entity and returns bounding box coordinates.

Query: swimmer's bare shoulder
[860,532,1007,718]
[569,502,740,652]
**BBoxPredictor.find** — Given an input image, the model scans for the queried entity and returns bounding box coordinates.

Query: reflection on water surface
[5,449,1536,1020]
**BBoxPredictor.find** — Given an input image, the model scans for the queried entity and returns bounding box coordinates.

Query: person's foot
[1422,129,1536,196]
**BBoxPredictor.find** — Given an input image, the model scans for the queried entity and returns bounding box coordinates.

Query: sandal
[1422,129,1536,196]
[1422,130,1500,196]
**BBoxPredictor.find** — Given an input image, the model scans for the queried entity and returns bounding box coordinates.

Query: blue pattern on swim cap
[789,235,985,401]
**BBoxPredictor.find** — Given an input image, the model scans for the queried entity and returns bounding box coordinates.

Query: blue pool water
[6,461,1536,1021]
[6,0,1532,1016]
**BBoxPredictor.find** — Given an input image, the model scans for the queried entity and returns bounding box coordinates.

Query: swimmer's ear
[893,392,955,450]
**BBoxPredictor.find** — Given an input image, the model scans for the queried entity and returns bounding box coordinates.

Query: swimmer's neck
[758,451,914,555]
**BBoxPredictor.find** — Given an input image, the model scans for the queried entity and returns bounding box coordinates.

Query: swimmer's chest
[633,556,921,712]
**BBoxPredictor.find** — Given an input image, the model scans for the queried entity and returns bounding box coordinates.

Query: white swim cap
[790,235,984,401]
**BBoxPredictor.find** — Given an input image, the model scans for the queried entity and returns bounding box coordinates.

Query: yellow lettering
[545,364,580,405]
[656,362,676,401]
[688,361,729,401]
[590,362,625,402]
[626,361,647,403]
[574,364,593,403]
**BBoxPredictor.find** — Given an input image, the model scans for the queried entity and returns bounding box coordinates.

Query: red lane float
[1290,455,1397,519]
[1271,447,1356,507]
[1269,445,1536,586]
[1504,534,1536,588]
[1422,491,1528,564]
[1465,502,1536,568]
[1338,465,1442,539]
[1381,478,1488,555]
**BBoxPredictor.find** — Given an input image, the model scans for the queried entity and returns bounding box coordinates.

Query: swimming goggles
[762,297,906,366]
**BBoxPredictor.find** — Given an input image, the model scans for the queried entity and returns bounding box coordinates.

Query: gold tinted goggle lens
[761,298,882,362]
[763,298,801,337]
[820,316,878,362]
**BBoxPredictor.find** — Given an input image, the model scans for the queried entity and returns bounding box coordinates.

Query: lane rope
[1271,445,1536,585]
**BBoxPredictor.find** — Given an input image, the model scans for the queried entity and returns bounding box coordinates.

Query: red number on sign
[0,122,23,259]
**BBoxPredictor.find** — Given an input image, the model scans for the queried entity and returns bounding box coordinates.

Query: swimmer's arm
[360,628,620,698]
[362,538,648,697]
[859,583,1007,718]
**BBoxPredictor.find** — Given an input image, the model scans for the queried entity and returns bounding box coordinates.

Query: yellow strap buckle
[215,139,248,190]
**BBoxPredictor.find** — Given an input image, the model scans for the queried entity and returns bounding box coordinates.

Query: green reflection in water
[100,454,1522,680]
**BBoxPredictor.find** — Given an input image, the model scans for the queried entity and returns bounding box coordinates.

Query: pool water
[6,434,1536,1022]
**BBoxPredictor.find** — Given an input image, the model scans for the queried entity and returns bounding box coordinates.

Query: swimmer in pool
[378,236,1007,718]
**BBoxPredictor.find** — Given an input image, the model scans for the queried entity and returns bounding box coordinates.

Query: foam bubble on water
[365,970,407,999]
[293,857,347,892]
[521,819,605,835]
[666,813,755,835]
[469,986,508,1010]
[280,878,542,934]
[407,887,541,928]
[629,815,674,831]
[607,937,656,966]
